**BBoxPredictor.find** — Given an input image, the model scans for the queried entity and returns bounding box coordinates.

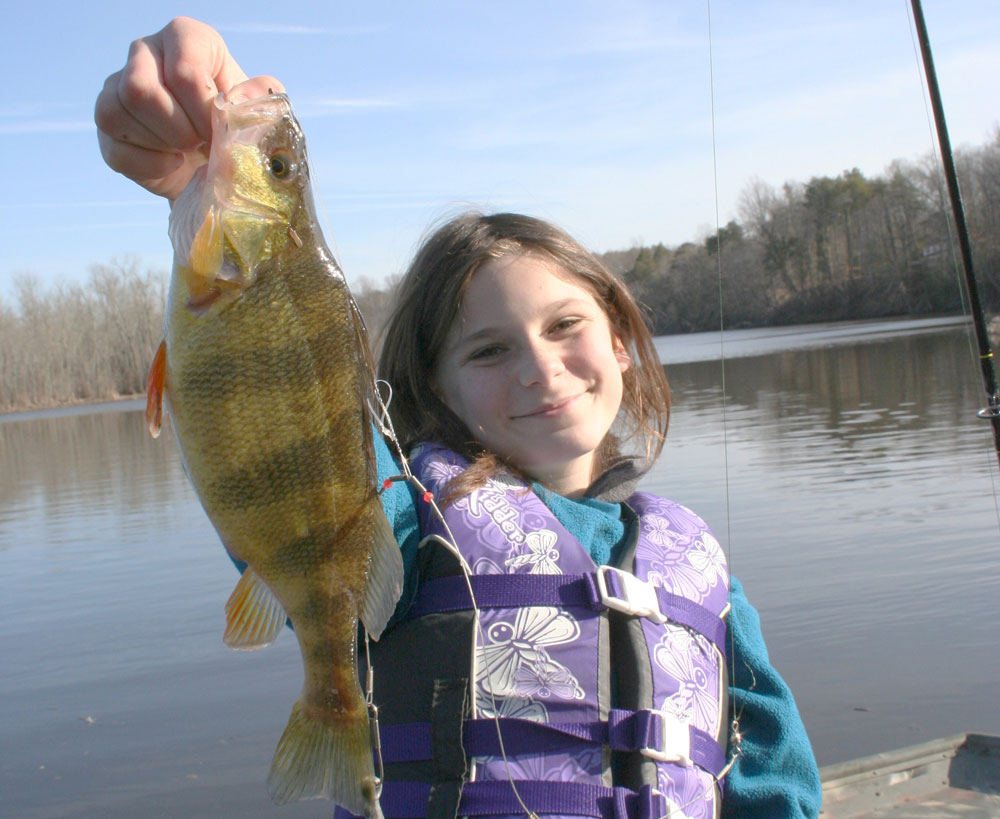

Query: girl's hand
[94,16,284,201]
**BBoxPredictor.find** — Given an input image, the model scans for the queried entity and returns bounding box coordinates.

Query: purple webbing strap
[407,573,601,618]
[602,570,727,656]
[409,571,727,656]
[335,781,667,819]
[378,710,726,777]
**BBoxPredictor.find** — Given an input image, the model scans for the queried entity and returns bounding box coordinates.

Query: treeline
[3,133,998,412]
[603,132,1000,334]
[0,261,398,414]
[0,259,165,413]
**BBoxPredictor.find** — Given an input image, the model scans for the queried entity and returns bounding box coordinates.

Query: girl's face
[435,252,629,496]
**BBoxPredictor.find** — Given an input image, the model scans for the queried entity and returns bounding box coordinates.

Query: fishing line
[902,0,1000,526]
[902,2,974,359]
[906,1,1000,449]
[372,378,737,816]
[370,378,541,819]
[704,0,746,786]
[359,14,749,792]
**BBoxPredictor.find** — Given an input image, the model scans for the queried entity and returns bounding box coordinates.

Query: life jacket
[340,444,730,819]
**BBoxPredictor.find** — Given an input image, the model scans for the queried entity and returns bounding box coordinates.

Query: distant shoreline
[2,314,979,420]
[0,394,145,423]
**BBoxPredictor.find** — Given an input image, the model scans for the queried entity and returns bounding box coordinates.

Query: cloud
[0,200,162,210]
[313,190,515,214]
[0,120,92,134]
[218,22,384,36]
[294,97,405,120]
[306,98,403,109]
[0,220,163,235]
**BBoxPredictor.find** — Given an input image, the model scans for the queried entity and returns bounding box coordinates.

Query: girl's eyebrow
[454,297,595,347]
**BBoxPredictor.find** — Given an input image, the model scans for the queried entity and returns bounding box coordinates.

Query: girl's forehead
[462,251,598,305]
[443,254,606,344]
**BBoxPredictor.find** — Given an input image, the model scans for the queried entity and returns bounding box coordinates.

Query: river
[1,316,998,818]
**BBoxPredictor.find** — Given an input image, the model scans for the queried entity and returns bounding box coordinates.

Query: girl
[367,212,820,819]
[95,18,821,818]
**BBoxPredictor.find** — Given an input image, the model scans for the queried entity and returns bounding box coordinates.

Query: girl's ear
[613,335,631,373]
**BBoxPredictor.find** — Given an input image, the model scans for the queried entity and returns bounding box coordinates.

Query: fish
[144,91,403,818]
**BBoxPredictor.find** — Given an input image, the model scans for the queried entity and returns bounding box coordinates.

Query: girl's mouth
[515,394,580,419]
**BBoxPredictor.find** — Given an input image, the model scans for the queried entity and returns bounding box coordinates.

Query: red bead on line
[422,491,434,503]
[382,479,393,490]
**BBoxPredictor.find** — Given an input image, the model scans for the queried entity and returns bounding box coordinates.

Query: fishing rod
[909,0,1000,469]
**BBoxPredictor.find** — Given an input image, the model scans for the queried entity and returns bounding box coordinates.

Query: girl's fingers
[95,67,189,156]
[154,16,248,144]
[225,75,287,104]
[95,130,205,201]
[95,17,283,200]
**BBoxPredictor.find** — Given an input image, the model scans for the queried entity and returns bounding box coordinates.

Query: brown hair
[376,211,670,492]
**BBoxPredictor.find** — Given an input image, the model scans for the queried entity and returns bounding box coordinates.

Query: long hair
[376,211,670,492]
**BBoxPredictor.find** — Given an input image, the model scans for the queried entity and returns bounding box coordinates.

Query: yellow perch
[145,92,402,817]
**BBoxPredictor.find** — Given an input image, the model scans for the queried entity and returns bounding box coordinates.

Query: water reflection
[0,320,998,816]
[0,402,192,549]
[661,329,991,498]
[648,326,1000,768]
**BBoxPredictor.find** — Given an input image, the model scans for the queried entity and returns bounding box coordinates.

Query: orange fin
[224,567,287,650]
[268,700,382,816]
[145,339,167,439]
[188,205,223,281]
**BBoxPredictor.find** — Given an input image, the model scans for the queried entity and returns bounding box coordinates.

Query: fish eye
[268,151,295,180]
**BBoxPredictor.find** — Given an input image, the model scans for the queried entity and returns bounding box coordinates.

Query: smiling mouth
[515,395,581,419]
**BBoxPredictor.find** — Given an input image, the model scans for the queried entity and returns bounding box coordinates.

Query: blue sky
[2,0,998,302]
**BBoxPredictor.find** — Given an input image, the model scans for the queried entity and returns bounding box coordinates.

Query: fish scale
[145,92,401,818]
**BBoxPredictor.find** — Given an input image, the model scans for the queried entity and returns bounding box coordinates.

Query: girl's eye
[551,317,581,333]
[469,344,505,362]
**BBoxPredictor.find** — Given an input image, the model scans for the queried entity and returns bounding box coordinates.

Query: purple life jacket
[345,444,730,819]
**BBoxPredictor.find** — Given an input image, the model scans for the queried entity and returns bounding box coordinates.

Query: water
[2,317,998,817]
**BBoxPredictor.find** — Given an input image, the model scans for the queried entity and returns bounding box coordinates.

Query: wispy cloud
[309,187,525,214]
[311,98,400,109]
[0,220,163,234]
[218,22,385,36]
[297,97,403,118]
[0,120,92,135]
[0,200,162,209]
[557,30,702,58]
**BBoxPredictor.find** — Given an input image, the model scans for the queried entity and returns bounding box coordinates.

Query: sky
[2,0,998,303]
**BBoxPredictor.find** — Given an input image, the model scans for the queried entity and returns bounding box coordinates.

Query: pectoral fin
[145,339,167,439]
[224,567,287,650]
[188,205,224,283]
[184,205,230,313]
[359,506,404,641]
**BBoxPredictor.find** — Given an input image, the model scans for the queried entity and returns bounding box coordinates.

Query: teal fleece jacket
[375,436,822,818]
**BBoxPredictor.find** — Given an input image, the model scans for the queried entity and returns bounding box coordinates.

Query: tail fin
[268,700,383,818]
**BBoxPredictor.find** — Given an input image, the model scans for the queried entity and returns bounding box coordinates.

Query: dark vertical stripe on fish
[175,320,357,403]
[208,419,363,510]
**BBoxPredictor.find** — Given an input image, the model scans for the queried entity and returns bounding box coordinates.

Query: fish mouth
[180,201,286,314]
[169,91,304,314]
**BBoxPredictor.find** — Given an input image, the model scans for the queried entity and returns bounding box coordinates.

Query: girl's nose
[518,341,564,386]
